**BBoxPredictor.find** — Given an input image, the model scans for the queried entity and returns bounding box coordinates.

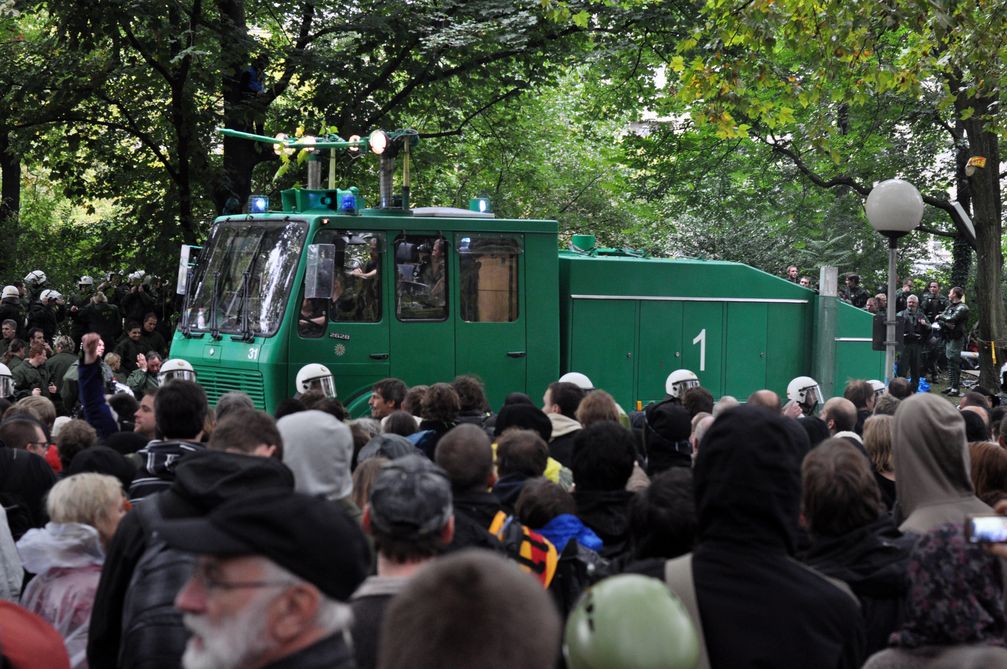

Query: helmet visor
[308,375,337,399]
[804,385,822,409]
[0,375,12,399]
[159,369,196,384]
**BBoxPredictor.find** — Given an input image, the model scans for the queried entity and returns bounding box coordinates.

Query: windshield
[183,219,307,336]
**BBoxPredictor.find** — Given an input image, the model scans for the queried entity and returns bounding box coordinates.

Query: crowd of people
[0,270,179,416]
[0,334,1004,668]
[786,266,972,397]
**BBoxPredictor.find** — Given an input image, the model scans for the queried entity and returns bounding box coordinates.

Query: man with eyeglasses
[161,489,369,669]
[87,452,296,669]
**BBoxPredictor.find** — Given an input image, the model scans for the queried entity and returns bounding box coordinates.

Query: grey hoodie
[278,410,354,501]
[893,393,991,534]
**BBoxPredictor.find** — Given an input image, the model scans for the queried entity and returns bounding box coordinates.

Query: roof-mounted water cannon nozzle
[218,126,419,213]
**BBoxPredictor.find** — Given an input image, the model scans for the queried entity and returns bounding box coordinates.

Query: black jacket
[87,451,295,669]
[803,515,915,656]
[689,406,866,669]
[573,488,634,562]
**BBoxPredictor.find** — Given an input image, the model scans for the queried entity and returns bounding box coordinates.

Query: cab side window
[395,235,447,321]
[315,231,383,324]
[458,235,520,322]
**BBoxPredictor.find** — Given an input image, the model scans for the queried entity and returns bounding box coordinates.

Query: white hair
[256,559,354,633]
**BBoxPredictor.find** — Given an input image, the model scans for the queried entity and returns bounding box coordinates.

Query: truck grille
[193,367,266,408]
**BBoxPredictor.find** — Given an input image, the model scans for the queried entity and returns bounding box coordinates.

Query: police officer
[26,290,65,343]
[920,281,950,377]
[839,274,870,308]
[0,285,26,340]
[897,294,929,392]
[69,276,95,344]
[935,286,969,397]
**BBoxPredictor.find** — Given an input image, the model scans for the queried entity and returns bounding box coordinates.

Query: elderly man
[162,489,370,669]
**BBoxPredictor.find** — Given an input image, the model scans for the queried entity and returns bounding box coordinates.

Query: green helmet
[564,574,700,669]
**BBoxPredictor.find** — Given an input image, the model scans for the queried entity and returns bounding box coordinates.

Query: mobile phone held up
[965,515,1007,543]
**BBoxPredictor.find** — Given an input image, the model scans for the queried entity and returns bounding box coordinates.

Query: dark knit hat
[494,404,552,442]
[157,488,369,601]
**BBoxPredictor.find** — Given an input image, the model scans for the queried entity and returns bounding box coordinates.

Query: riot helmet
[665,369,700,398]
[787,375,822,415]
[296,363,336,398]
[158,358,196,385]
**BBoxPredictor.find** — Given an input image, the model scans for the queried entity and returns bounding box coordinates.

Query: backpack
[488,511,559,588]
[118,499,195,669]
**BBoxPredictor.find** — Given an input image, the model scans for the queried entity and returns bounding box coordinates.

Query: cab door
[288,230,390,405]
[454,234,525,409]
[388,233,455,386]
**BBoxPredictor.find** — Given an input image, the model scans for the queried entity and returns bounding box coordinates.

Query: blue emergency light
[248,195,269,213]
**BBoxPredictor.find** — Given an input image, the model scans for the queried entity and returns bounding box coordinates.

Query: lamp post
[865,179,924,382]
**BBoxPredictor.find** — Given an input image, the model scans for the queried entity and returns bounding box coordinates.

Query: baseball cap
[368,455,452,539]
[157,488,369,601]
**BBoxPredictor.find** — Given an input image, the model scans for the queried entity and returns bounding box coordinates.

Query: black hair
[629,468,697,559]
[546,381,584,419]
[373,378,408,408]
[154,379,208,440]
[571,422,636,491]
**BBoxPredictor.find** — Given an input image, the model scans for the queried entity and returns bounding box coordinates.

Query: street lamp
[865,179,924,383]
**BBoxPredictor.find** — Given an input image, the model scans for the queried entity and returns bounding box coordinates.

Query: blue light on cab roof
[248,195,269,213]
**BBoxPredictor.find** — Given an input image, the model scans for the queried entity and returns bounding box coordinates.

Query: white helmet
[0,362,11,399]
[79,275,94,286]
[158,358,196,385]
[868,379,886,397]
[129,270,146,283]
[1,285,17,300]
[665,369,700,398]
[296,363,336,398]
[23,270,46,285]
[40,289,62,303]
[559,372,594,391]
[787,376,822,411]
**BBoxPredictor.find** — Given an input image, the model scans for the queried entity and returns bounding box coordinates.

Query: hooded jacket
[277,410,354,501]
[893,393,992,534]
[688,406,865,668]
[86,451,295,669]
[546,413,580,468]
[18,522,105,668]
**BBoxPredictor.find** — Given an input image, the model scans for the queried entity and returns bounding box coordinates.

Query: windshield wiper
[231,269,254,342]
[209,272,222,341]
[180,266,204,339]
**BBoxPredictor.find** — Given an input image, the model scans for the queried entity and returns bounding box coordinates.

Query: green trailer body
[559,252,885,409]
[169,195,561,415]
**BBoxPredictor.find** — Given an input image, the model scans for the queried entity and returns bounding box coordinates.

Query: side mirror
[305,244,336,299]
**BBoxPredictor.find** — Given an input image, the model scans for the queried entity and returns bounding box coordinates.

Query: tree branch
[419,87,526,138]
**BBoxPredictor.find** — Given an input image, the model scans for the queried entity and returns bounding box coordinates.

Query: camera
[965,515,1007,543]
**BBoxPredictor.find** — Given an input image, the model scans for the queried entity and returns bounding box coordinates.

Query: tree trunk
[215,0,271,213]
[0,128,21,277]
[962,107,1004,392]
[950,133,972,289]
